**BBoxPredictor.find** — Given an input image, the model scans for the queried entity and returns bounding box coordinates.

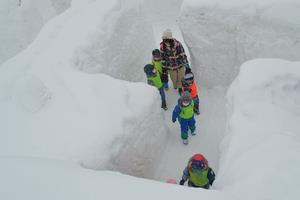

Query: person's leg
[168,69,177,89]
[193,95,200,115]
[189,117,196,135]
[158,87,167,109]
[180,118,189,144]
[176,67,186,89]
[161,69,169,90]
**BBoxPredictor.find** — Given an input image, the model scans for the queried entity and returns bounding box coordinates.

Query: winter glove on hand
[179,179,185,185]
[172,118,176,123]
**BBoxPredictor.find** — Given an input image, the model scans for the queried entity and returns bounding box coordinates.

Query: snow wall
[0,0,71,64]
[0,0,166,179]
[179,0,300,88]
[216,59,300,200]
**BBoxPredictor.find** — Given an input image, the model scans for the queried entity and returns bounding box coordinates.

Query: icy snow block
[13,75,51,112]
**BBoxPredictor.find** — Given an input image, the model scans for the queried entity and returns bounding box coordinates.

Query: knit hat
[180,91,192,106]
[162,29,172,39]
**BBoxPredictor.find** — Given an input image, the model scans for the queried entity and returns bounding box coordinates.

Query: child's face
[186,79,193,85]
[153,56,161,61]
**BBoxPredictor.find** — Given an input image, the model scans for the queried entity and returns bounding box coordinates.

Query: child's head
[189,154,207,173]
[183,72,194,86]
[144,64,157,76]
[152,49,161,61]
[180,91,192,107]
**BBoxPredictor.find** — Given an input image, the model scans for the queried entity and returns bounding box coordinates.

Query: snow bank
[0,157,231,200]
[215,59,300,200]
[0,0,166,178]
[0,0,71,64]
[179,0,300,87]
[73,0,154,81]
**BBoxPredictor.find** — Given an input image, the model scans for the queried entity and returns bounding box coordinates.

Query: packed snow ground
[1,0,300,200]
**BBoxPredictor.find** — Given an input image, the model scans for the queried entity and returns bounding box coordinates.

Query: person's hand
[172,118,176,123]
[179,179,185,185]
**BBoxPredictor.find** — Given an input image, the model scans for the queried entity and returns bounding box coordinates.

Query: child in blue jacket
[172,91,196,144]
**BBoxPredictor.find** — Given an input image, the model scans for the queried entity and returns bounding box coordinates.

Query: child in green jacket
[179,153,215,189]
[144,64,167,110]
[152,49,169,91]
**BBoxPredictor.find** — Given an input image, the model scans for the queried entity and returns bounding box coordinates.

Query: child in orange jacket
[182,70,200,115]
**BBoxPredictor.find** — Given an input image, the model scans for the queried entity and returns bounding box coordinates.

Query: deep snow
[1,0,300,200]
[0,0,71,64]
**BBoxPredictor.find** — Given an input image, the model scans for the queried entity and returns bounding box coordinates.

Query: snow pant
[193,95,199,112]
[158,86,166,106]
[160,70,169,90]
[188,181,210,189]
[178,116,196,140]
[168,66,185,89]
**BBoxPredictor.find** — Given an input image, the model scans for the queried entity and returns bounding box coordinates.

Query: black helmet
[144,64,156,76]
[152,49,161,59]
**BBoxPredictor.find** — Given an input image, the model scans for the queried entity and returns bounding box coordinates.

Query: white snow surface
[180,0,300,87]
[0,0,166,178]
[1,0,300,200]
[0,0,71,64]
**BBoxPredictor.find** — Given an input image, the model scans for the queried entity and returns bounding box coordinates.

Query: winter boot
[182,139,188,145]
[191,130,196,136]
[161,102,168,111]
[190,126,196,136]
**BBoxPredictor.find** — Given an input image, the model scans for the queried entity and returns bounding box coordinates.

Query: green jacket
[147,72,163,89]
[152,60,163,75]
[179,100,194,119]
[189,168,209,187]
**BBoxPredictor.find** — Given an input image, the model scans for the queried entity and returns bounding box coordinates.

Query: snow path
[153,87,226,182]
[144,0,227,182]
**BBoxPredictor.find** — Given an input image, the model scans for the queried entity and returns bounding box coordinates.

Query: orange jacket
[184,81,198,98]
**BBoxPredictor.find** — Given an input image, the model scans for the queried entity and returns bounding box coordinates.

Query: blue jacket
[172,100,182,122]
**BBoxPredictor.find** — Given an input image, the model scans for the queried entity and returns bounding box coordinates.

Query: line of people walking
[144,29,199,145]
[143,29,216,189]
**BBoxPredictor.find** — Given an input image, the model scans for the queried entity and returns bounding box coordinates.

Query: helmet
[144,64,156,76]
[180,91,192,106]
[184,72,194,85]
[152,49,161,60]
[152,49,161,57]
[162,29,172,39]
[190,154,207,173]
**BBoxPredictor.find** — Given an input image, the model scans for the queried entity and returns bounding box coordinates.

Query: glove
[172,118,176,123]
[179,179,185,185]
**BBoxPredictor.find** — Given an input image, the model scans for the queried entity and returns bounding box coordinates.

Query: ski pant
[193,95,199,112]
[178,116,195,140]
[158,86,166,105]
[168,66,185,89]
[160,71,169,90]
